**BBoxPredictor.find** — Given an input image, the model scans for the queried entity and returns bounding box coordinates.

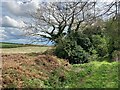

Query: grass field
[0,42,26,48]
[0,46,51,53]
[0,42,52,53]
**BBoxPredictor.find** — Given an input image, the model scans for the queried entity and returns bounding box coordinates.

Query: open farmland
[0,42,52,54]
[0,46,51,54]
[0,42,26,48]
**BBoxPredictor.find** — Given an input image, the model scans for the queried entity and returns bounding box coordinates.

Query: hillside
[2,53,119,88]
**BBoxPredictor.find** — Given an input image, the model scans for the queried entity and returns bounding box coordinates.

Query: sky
[1,0,41,44]
[0,0,116,44]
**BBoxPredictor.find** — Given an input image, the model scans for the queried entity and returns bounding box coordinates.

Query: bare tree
[23,1,118,44]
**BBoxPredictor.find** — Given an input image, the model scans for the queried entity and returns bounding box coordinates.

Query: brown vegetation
[2,53,71,88]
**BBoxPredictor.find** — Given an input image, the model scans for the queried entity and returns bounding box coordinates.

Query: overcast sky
[0,0,116,44]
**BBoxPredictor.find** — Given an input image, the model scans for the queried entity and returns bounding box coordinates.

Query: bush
[91,35,109,58]
[55,31,111,63]
[55,31,90,64]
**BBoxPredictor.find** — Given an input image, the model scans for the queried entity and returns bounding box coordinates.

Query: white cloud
[3,0,40,16]
[0,28,8,41]
[0,34,7,41]
[0,27,26,41]
[2,16,25,28]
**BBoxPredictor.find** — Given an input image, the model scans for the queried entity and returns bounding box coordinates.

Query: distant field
[0,46,51,53]
[0,42,52,53]
[0,42,25,48]
[0,42,49,48]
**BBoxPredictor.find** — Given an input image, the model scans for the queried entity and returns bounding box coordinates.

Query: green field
[0,42,49,48]
[0,42,51,53]
[0,42,26,48]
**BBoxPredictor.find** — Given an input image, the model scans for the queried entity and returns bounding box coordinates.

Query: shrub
[55,31,90,64]
[55,31,111,63]
[91,35,109,58]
